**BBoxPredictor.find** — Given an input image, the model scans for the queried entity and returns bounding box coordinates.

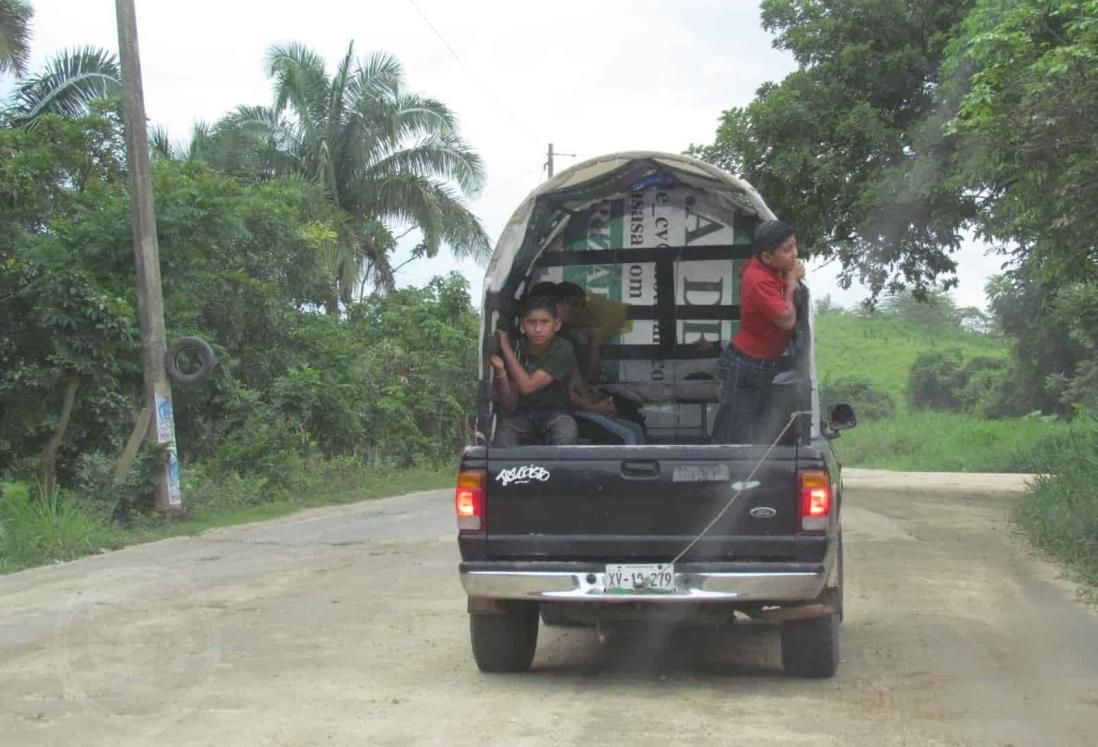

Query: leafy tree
[986,263,1083,415]
[942,0,1098,282]
[0,114,136,489]
[0,264,138,495]
[0,0,32,77]
[907,348,968,411]
[3,46,120,124]
[690,0,977,298]
[820,376,896,421]
[203,42,489,305]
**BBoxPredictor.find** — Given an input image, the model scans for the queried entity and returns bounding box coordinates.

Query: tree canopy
[200,42,490,303]
[690,0,977,297]
[692,0,1096,295]
[0,0,32,77]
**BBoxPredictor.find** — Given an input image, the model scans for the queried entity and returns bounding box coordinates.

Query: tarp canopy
[478,152,794,443]
[482,151,775,299]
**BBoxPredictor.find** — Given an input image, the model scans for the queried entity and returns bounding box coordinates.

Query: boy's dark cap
[527,280,560,301]
[752,220,796,255]
[556,281,585,300]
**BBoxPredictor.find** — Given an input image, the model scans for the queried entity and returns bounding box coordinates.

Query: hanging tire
[469,602,539,672]
[165,337,216,385]
[780,612,840,678]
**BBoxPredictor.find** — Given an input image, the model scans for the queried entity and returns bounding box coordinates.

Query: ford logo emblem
[750,506,777,519]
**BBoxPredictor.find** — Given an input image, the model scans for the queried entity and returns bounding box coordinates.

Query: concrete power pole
[544,143,576,180]
[115,0,181,511]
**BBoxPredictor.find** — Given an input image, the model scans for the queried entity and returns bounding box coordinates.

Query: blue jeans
[712,345,778,444]
[574,412,645,444]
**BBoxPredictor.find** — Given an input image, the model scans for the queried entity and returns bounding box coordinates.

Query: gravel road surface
[2,469,1096,746]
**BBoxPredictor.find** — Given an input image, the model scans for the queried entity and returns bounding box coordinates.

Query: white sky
[18,0,1000,309]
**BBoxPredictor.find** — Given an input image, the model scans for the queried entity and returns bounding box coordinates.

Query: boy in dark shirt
[490,296,579,446]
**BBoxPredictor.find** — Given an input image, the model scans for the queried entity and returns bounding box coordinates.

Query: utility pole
[544,143,576,180]
[115,0,181,511]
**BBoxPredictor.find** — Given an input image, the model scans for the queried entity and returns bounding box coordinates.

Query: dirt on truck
[454,152,856,677]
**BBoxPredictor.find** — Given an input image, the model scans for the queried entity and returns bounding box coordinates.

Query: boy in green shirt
[490,296,579,446]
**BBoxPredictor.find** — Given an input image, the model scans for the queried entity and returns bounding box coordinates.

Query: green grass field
[829,411,1073,472]
[813,305,1059,472]
[815,306,1006,410]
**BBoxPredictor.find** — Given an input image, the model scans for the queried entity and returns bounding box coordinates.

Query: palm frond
[366,132,485,196]
[344,50,403,102]
[209,105,307,178]
[266,41,330,131]
[0,0,33,77]
[149,125,175,161]
[328,41,356,134]
[8,46,120,122]
[427,182,491,261]
[184,120,214,161]
[354,173,490,264]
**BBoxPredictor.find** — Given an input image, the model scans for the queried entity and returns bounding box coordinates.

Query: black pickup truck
[455,152,856,677]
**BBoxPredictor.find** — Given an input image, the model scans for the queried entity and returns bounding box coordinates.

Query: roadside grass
[0,461,454,575]
[830,411,1070,473]
[1011,427,1098,604]
[0,482,128,573]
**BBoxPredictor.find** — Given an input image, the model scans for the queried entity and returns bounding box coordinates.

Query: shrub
[906,348,967,411]
[0,482,119,569]
[820,376,896,422]
[958,356,1020,419]
[1013,423,1098,599]
[71,447,162,522]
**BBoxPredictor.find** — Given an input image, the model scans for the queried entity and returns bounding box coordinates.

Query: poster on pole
[155,393,182,505]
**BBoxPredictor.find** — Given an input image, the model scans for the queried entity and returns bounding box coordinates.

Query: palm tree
[4,46,120,124]
[209,41,490,303]
[0,0,32,77]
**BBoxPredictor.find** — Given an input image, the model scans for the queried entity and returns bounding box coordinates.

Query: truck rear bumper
[460,557,833,604]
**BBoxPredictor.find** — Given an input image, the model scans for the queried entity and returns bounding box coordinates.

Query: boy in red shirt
[713,220,805,443]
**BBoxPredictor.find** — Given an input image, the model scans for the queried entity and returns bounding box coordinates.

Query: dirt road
[2,470,1096,746]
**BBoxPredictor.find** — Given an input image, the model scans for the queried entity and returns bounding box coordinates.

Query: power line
[403,0,542,146]
[484,166,544,195]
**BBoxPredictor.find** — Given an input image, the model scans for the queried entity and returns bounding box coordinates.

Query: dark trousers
[494,410,578,447]
[712,345,778,444]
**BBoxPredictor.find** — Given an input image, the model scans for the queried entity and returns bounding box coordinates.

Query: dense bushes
[1013,423,1098,600]
[0,114,479,518]
[820,377,895,422]
[906,349,967,412]
[906,349,1021,418]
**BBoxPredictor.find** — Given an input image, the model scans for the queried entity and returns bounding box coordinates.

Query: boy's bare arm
[489,354,518,410]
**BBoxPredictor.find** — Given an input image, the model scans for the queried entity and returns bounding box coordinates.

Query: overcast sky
[19,0,999,309]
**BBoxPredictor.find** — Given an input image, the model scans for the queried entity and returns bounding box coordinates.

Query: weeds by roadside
[831,411,1072,473]
[0,458,454,574]
[1012,423,1098,604]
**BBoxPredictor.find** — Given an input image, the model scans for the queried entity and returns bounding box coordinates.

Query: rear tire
[469,602,539,672]
[780,612,840,678]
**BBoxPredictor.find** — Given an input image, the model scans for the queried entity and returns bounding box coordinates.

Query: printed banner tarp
[532,185,755,392]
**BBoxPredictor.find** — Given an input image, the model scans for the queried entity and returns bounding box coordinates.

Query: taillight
[798,470,832,532]
[455,470,484,531]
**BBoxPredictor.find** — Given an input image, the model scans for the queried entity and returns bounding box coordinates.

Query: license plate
[672,464,730,482]
[605,564,675,594]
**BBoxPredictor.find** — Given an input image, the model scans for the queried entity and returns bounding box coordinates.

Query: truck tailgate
[484,445,800,561]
